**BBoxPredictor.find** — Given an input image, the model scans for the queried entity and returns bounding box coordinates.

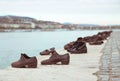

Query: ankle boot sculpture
[89,36,104,45]
[67,37,87,54]
[68,42,87,54]
[11,53,37,68]
[64,41,74,50]
[41,48,70,65]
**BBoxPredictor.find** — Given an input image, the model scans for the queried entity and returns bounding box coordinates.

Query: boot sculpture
[89,35,104,45]
[64,41,74,50]
[67,37,87,54]
[89,41,103,45]
[41,48,70,65]
[67,42,87,54]
[11,53,37,68]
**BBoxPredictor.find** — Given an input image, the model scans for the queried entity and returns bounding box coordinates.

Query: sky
[0,0,120,25]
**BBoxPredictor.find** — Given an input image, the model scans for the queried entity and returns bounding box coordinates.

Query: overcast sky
[0,0,120,25]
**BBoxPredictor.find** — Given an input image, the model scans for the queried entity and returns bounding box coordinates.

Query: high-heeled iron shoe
[11,53,37,68]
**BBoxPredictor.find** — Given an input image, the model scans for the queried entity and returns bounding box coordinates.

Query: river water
[0,30,105,69]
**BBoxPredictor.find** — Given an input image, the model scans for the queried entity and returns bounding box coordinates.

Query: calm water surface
[0,30,104,69]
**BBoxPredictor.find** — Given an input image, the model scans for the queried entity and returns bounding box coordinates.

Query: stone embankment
[96,31,120,81]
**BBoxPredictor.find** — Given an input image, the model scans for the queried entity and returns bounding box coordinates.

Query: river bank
[0,30,105,69]
[0,42,105,81]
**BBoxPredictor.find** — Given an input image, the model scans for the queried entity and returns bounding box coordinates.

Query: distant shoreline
[0,28,118,32]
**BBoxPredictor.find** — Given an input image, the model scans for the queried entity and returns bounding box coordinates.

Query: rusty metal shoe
[11,53,37,68]
[89,41,104,45]
[67,42,87,54]
[40,49,50,55]
[64,41,75,50]
[40,47,55,55]
[41,48,70,65]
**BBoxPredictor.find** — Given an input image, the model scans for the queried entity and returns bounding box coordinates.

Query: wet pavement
[96,31,120,81]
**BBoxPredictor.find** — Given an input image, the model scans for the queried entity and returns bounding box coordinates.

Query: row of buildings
[0,15,63,29]
[0,15,120,30]
[62,24,120,30]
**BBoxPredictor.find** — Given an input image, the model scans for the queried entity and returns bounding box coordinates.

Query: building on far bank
[35,20,63,29]
[0,15,36,29]
[0,22,35,29]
